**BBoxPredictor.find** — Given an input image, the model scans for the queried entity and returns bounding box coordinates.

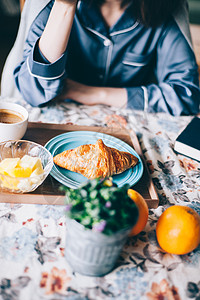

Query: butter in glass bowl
[0,140,53,193]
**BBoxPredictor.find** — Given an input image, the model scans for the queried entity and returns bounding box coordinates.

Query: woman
[13,0,200,115]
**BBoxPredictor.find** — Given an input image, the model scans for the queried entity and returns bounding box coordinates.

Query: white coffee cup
[0,102,28,142]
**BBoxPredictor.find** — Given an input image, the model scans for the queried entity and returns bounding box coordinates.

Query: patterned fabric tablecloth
[0,97,200,300]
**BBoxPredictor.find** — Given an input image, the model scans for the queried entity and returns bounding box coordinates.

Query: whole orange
[156,205,200,255]
[127,189,149,236]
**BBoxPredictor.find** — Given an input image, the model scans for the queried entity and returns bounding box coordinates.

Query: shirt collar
[77,0,137,36]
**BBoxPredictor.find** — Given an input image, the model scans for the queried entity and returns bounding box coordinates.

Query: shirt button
[103,39,112,46]
[99,75,103,79]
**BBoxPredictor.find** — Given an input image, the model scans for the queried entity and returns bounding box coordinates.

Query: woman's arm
[59,79,128,108]
[39,0,77,63]
[144,20,200,115]
[14,0,77,106]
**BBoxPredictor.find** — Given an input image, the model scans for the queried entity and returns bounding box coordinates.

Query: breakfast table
[0,96,200,300]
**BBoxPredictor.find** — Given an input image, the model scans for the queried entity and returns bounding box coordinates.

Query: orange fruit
[156,205,200,255]
[128,189,149,236]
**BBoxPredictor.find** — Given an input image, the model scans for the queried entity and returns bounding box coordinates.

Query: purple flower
[92,220,107,233]
[65,204,72,212]
[105,201,111,208]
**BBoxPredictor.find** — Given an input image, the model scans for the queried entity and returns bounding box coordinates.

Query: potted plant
[63,178,139,276]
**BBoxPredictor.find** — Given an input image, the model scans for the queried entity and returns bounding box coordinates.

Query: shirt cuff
[27,40,67,80]
[126,87,145,110]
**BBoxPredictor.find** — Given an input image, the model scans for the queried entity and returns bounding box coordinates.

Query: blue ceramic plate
[45,131,143,189]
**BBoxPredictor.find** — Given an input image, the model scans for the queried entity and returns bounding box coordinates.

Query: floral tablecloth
[0,97,200,300]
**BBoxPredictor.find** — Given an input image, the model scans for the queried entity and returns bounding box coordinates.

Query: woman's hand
[58,79,128,108]
[63,79,100,106]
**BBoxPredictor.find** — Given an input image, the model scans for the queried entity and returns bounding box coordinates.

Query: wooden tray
[0,123,159,208]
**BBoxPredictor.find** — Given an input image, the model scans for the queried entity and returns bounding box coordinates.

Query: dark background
[0,6,20,83]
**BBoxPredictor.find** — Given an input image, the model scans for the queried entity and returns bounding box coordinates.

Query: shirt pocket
[122,52,153,84]
[122,52,152,67]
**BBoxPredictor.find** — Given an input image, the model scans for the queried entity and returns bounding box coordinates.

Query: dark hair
[94,0,184,27]
[133,0,184,27]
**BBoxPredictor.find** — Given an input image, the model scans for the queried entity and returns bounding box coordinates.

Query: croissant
[53,139,138,179]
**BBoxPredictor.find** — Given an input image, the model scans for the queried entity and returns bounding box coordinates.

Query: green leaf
[90,190,98,199]
[80,189,87,198]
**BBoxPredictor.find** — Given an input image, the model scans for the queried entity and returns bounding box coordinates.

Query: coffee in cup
[0,109,24,124]
[0,102,28,142]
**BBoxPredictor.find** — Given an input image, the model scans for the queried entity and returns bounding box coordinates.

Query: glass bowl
[0,140,53,193]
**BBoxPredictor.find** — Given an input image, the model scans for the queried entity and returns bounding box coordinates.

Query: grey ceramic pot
[65,218,131,276]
